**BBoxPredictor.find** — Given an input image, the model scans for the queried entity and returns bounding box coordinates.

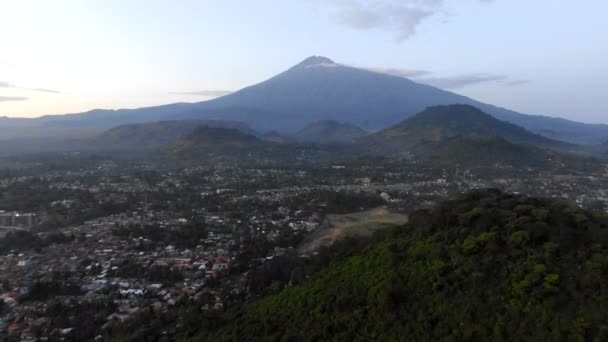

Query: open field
[298,207,408,254]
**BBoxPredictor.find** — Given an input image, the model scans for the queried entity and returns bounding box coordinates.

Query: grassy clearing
[298,207,408,254]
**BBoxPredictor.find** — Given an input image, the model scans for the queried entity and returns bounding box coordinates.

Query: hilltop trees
[195,190,608,341]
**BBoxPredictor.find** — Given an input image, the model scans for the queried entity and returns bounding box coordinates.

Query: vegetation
[359,105,600,170]
[89,120,255,149]
[424,136,549,167]
[295,120,368,143]
[387,105,557,146]
[112,220,208,249]
[0,230,75,253]
[193,189,608,341]
[164,126,267,159]
[365,104,561,148]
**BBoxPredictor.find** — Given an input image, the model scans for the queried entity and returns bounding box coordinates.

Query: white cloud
[415,73,507,89]
[320,0,496,41]
[413,73,530,89]
[367,67,431,78]
[331,0,442,41]
[0,80,61,93]
[29,88,62,94]
[369,67,528,89]
[0,96,28,102]
[504,80,530,87]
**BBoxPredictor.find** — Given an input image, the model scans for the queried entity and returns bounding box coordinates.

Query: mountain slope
[295,120,368,143]
[88,120,255,149]
[357,105,590,168]
[368,104,569,149]
[161,126,352,164]
[420,136,551,167]
[196,190,608,341]
[188,57,607,143]
[5,56,608,145]
[163,126,266,158]
[411,136,599,172]
[259,130,293,143]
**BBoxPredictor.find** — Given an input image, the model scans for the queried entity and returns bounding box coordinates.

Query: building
[0,211,12,227]
[0,211,39,228]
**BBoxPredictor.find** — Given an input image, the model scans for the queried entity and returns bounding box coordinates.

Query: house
[8,322,23,335]
[212,256,229,271]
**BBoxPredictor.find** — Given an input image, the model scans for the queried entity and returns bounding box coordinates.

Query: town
[0,153,607,341]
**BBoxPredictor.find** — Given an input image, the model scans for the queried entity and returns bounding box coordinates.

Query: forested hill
[163,126,266,158]
[295,120,368,143]
[364,104,572,151]
[89,120,256,149]
[194,189,608,341]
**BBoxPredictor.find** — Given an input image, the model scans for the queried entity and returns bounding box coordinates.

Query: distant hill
[409,136,599,170]
[153,106,600,170]
[295,120,368,143]
[3,56,608,145]
[368,105,568,149]
[420,136,551,167]
[195,189,608,341]
[359,105,598,169]
[599,140,608,156]
[88,120,255,150]
[259,130,293,143]
[163,126,266,158]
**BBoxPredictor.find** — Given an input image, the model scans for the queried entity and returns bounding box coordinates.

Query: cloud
[320,0,495,41]
[332,0,442,41]
[0,96,28,102]
[1,81,61,94]
[369,67,529,89]
[414,74,530,89]
[170,90,233,97]
[367,67,431,78]
[28,88,62,94]
[415,73,507,89]
[504,79,530,86]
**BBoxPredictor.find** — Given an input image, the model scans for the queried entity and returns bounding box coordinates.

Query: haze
[1,0,607,123]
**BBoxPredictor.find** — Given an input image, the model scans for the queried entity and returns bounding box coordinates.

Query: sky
[0,0,607,123]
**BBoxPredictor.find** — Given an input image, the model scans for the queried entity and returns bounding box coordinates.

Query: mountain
[358,105,600,169]
[163,126,266,158]
[295,120,368,143]
[367,105,569,149]
[195,189,608,341]
[88,120,255,149]
[3,56,608,145]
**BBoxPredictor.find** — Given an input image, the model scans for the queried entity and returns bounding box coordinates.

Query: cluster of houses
[0,157,607,339]
[0,187,324,340]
